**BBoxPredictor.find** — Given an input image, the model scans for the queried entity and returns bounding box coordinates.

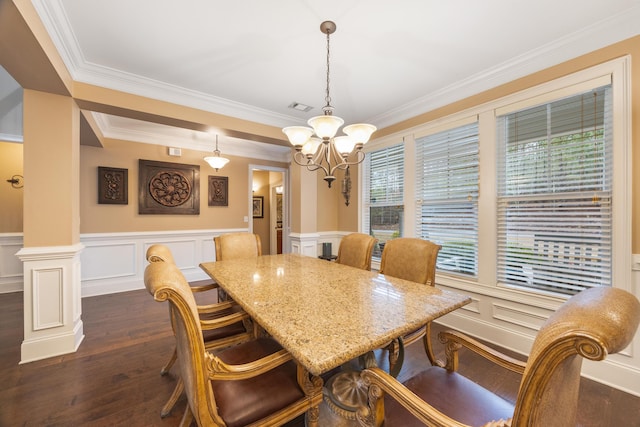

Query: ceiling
[10,0,640,155]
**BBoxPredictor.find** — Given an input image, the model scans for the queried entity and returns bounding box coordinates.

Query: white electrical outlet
[168,147,182,156]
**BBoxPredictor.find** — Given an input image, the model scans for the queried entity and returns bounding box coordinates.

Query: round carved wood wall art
[149,171,191,207]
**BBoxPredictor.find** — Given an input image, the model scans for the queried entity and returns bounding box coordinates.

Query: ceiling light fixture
[204,135,230,171]
[282,21,376,189]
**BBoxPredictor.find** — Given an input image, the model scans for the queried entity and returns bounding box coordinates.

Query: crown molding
[93,113,291,163]
[369,5,640,128]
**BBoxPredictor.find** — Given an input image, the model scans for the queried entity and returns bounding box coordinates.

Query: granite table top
[200,253,471,377]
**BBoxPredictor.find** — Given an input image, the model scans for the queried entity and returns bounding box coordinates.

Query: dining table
[200,253,471,423]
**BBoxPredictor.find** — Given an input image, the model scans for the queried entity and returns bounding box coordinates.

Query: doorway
[249,165,288,255]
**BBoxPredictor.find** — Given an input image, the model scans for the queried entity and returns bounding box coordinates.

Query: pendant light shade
[204,135,230,171]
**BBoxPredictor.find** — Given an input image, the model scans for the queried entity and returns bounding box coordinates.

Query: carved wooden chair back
[379,237,441,286]
[378,238,443,371]
[147,243,177,264]
[144,260,323,426]
[214,232,262,261]
[336,233,378,271]
[145,244,252,419]
[358,286,640,427]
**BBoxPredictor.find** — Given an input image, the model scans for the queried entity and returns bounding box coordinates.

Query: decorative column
[289,164,319,256]
[16,90,83,363]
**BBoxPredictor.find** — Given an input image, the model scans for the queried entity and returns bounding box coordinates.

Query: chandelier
[282,21,376,188]
[204,135,230,171]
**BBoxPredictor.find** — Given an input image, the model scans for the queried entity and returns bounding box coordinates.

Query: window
[496,85,613,295]
[415,120,479,276]
[360,59,629,299]
[362,143,404,258]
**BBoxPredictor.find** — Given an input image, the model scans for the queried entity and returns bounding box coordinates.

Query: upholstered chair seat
[211,338,306,427]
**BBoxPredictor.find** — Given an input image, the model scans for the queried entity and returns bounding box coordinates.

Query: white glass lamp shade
[282,126,314,147]
[343,123,377,145]
[333,136,356,155]
[204,155,230,170]
[307,115,344,139]
[301,137,322,156]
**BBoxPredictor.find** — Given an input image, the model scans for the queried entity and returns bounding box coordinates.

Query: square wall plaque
[138,159,200,215]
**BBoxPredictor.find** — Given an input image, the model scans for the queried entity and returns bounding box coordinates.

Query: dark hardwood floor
[1,287,638,426]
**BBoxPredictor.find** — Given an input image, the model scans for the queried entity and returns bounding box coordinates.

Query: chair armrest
[197,300,236,314]
[439,330,526,375]
[358,367,470,427]
[205,348,293,380]
[200,310,250,330]
[190,282,219,293]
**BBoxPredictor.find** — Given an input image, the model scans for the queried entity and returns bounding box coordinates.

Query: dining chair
[144,259,324,427]
[214,232,262,260]
[213,232,263,302]
[336,233,378,271]
[356,286,640,427]
[378,238,442,373]
[146,244,254,419]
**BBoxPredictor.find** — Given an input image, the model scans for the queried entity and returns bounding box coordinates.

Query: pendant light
[204,135,230,171]
[282,21,376,189]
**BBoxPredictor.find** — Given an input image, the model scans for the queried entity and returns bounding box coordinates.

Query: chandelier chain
[325,30,332,112]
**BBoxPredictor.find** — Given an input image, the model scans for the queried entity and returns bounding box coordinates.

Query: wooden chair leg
[387,337,405,377]
[179,403,194,427]
[161,377,184,418]
[160,347,177,376]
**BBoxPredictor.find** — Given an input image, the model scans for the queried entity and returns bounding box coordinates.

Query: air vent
[288,102,313,112]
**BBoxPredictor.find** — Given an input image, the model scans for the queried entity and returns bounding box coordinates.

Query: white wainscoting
[79,228,248,297]
[289,232,320,257]
[0,233,24,293]
[289,231,349,258]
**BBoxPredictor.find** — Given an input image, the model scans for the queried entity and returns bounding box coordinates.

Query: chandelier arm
[292,151,330,176]
[311,143,329,168]
[328,148,366,176]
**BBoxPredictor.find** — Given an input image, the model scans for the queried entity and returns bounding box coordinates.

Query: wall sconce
[341,167,351,206]
[6,175,23,189]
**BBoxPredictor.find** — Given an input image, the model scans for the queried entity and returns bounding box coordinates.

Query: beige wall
[80,138,287,233]
[316,169,338,232]
[337,164,359,232]
[23,89,80,247]
[0,141,23,232]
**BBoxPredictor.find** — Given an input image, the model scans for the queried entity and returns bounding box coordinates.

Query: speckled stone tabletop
[200,253,471,376]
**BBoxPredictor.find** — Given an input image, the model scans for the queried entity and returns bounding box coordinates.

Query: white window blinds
[415,121,479,276]
[496,84,612,295]
[362,143,404,258]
